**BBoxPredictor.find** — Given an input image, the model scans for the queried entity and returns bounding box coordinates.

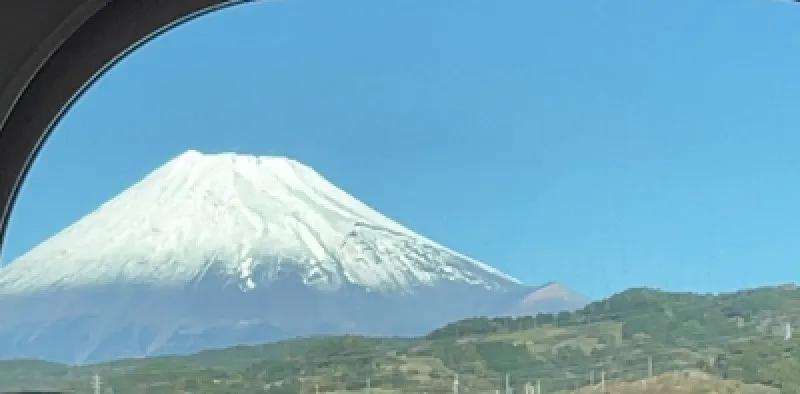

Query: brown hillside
[559,370,777,394]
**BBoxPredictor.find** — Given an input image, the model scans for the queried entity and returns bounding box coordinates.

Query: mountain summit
[0,151,519,294]
[0,151,586,363]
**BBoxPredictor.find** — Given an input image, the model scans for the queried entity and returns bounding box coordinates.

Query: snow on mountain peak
[0,151,521,294]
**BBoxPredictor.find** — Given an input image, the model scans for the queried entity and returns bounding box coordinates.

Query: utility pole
[453,373,459,394]
[536,379,541,394]
[648,356,654,378]
[600,370,606,393]
[505,373,510,394]
[92,373,102,394]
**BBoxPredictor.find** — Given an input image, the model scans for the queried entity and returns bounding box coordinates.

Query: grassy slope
[557,371,779,394]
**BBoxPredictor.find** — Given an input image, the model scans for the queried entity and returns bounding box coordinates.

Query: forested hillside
[4,284,800,393]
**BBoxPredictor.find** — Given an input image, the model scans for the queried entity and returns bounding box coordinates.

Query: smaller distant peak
[537,281,563,290]
[528,281,587,301]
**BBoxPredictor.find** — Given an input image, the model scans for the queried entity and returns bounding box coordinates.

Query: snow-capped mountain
[0,151,587,364]
[0,150,518,294]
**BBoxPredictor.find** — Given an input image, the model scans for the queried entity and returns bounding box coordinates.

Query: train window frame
[0,0,244,251]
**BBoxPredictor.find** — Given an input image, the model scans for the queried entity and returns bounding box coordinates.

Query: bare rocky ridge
[0,151,588,364]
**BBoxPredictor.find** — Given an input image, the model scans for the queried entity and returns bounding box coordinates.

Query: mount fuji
[0,151,588,364]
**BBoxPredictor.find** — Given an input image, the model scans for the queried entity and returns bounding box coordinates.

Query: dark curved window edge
[0,0,245,254]
[0,0,108,133]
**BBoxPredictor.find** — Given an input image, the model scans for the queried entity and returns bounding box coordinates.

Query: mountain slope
[0,150,518,294]
[0,151,585,363]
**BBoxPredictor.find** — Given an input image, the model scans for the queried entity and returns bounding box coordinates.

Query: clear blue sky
[3,0,799,299]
